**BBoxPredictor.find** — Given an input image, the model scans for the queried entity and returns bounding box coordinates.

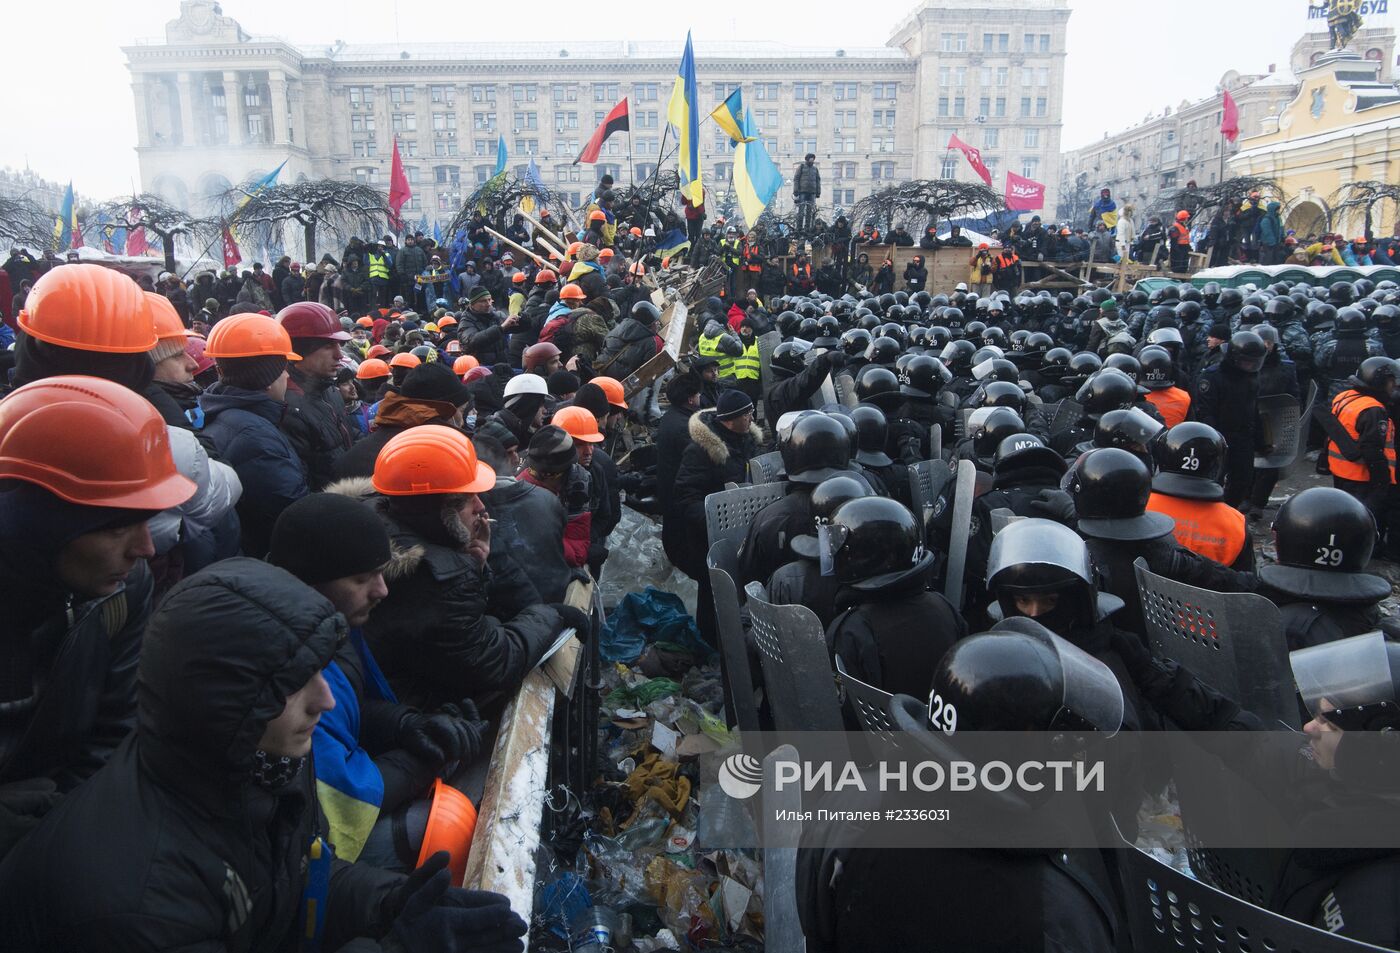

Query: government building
[126,0,1070,236]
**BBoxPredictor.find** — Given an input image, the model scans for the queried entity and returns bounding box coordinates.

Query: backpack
[539,310,578,355]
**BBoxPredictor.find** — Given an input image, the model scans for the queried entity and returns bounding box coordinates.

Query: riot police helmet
[1224,330,1267,373]
[900,355,953,399]
[1075,369,1137,420]
[1138,345,1177,390]
[1260,486,1389,603]
[778,412,852,485]
[986,519,1102,639]
[1068,447,1175,542]
[1151,421,1227,500]
[854,365,904,409]
[824,496,930,589]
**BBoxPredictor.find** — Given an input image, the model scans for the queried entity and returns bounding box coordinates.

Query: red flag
[388,138,412,231]
[1004,171,1046,212]
[1221,89,1240,143]
[948,134,992,186]
[125,205,149,257]
[221,222,242,268]
[576,98,630,165]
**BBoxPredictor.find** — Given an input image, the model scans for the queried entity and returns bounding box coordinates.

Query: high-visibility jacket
[1328,389,1396,482]
[720,240,743,268]
[732,340,761,381]
[742,243,764,273]
[367,252,391,281]
[1145,387,1192,428]
[698,332,736,378]
[1168,223,1191,247]
[1147,492,1247,567]
[789,262,812,284]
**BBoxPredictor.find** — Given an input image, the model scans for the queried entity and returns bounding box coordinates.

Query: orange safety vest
[1147,492,1247,567]
[1144,387,1192,428]
[790,262,812,282]
[743,244,764,273]
[1328,389,1397,483]
[1169,223,1191,246]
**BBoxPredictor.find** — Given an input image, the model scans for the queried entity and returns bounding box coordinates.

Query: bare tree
[223,179,388,264]
[852,180,1004,234]
[1329,180,1400,239]
[446,172,571,238]
[1158,175,1285,227]
[0,195,60,253]
[88,194,220,273]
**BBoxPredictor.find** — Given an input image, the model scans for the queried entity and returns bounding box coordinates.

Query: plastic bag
[599,508,697,613]
[600,588,714,664]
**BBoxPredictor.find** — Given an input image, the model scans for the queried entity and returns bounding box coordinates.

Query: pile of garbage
[531,581,765,952]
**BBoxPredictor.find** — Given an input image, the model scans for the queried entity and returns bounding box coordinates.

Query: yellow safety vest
[367,252,390,281]
[697,332,736,378]
[732,340,761,381]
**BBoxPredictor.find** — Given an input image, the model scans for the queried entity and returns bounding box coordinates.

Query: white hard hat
[503,373,550,399]
[955,282,969,292]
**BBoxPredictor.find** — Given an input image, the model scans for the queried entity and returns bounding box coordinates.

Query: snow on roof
[1247,69,1298,88]
[315,39,905,63]
[1233,111,1400,161]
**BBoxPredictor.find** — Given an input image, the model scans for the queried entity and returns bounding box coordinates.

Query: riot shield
[943,460,978,612]
[1253,393,1302,469]
[704,482,790,548]
[1050,398,1084,435]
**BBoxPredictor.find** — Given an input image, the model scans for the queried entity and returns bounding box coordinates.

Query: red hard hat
[588,210,607,223]
[19,263,157,354]
[512,272,527,284]
[452,355,480,376]
[559,283,586,301]
[534,270,558,284]
[1176,210,1191,221]
[414,779,478,886]
[598,248,615,261]
[279,301,351,341]
[523,342,562,372]
[0,375,195,509]
[367,344,392,359]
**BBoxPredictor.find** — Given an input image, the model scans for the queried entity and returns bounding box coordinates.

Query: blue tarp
[599,586,715,663]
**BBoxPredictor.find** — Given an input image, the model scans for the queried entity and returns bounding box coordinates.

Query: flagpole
[626,97,637,188]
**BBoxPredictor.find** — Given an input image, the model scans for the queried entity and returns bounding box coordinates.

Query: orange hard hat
[355,358,391,380]
[372,426,496,496]
[0,375,195,509]
[367,344,391,359]
[414,779,478,886]
[356,316,375,328]
[588,210,607,223]
[566,241,584,257]
[452,355,480,376]
[512,272,527,284]
[19,263,157,354]
[591,376,627,409]
[389,352,422,370]
[1176,210,1190,220]
[598,248,615,261]
[205,314,302,361]
[437,315,458,328]
[559,283,587,301]
[534,270,558,284]
[978,243,990,250]
[628,262,647,276]
[630,227,643,237]
[146,292,191,341]
[552,405,604,443]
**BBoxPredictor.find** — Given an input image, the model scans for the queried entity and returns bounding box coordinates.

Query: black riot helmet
[1066,351,1103,385]
[1180,285,1203,304]
[1217,288,1244,312]
[894,352,919,377]
[993,432,1067,479]
[1101,352,1142,384]
[982,326,1008,348]
[1237,304,1265,326]
[1068,447,1176,542]
[971,408,1026,464]
[1353,355,1400,393]
[855,365,904,409]
[770,339,814,378]
[796,317,821,341]
[1291,633,1400,732]
[986,518,1101,639]
[1200,282,1221,306]
[1328,281,1355,306]
[776,310,801,337]
[815,315,842,347]
[922,620,1124,735]
[1146,326,1184,349]
[865,336,901,366]
[1024,331,1053,356]
[1305,301,1337,330]
[1126,289,1150,308]
[965,320,988,339]
[1260,487,1388,603]
[1152,421,1227,500]
[1224,330,1267,373]
[1176,300,1202,324]
[632,301,662,326]
[943,307,966,330]
[877,292,897,313]
[851,405,894,467]
[1092,407,1165,454]
[1042,346,1072,371]
[973,357,1020,385]
[1075,369,1137,420]
[979,381,1026,414]
[1373,303,1400,330]
[940,339,977,372]
[857,313,881,332]
[1335,306,1367,333]
[1009,329,1032,352]
[879,323,908,347]
[970,346,1006,368]
[1137,345,1177,390]
[825,496,929,589]
[778,412,853,485]
[928,326,951,349]
[899,355,953,399]
[840,327,873,358]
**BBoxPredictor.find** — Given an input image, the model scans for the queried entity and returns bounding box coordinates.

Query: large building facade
[126,0,1069,239]
[1058,26,1396,224]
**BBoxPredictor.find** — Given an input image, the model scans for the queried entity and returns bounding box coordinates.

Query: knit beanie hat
[149,336,189,365]
[217,355,289,391]
[527,425,576,476]
[571,382,611,419]
[267,493,392,582]
[400,362,473,406]
[547,370,581,397]
[469,287,493,303]
[475,417,520,452]
[714,389,754,422]
[1208,322,1232,340]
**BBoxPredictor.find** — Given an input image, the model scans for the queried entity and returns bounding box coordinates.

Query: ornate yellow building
[1228,48,1400,239]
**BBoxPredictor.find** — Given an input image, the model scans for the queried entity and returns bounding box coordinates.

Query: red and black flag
[576,97,629,165]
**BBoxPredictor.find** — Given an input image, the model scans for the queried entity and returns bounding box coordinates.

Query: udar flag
[1005,171,1046,211]
[577,98,629,165]
[948,134,992,187]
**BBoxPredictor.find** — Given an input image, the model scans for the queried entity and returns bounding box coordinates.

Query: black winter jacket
[458,309,508,367]
[737,484,814,586]
[595,317,659,379]
[482,476,572,604]
[282,369,355,491]
[765,352,837,423]
[0,559,404,950]
[672,411,761,572]
[507,288,554,367]
[655,404,696,517]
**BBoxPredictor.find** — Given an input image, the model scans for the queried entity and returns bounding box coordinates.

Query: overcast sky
[3,0,1347,198]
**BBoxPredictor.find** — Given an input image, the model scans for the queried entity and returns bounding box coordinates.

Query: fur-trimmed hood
[324,476,427,581]
[687,409,763,466]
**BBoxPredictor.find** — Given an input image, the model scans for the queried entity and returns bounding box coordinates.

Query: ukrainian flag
[709,88,754,145]
[720,97,782,229]
[53,182,78,250]
[667,32,703,206]
[493,135,508,180]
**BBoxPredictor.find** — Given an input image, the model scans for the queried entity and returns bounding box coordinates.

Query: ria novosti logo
[717,752,764,800]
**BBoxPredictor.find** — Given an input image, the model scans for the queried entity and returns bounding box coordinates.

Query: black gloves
[399,702,491,768]
[1027,488,1077,526]
[384,852,528,953]
[549,604,592,641]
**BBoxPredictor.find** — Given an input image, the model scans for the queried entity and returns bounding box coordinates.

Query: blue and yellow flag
[710,88,754,145]
[520,158,544,215]
[667,31,703,205]
[733,107,782,228]
[53,182,78,250]
[493,135,508,180]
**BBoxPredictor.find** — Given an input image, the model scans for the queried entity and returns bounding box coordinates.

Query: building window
[832,82,858,100]
[474,165,495,185]
[636,110,659,129]
[712,161,733,182]
[996,67,1009,87]
[352,166,379,184]
[984,128,1000,148]
[554,163,580,182]
[871,161,896,180]
[712,82,740,103]
[982,32,1009,52]
[389,85,414,105]
[753,83,780,100]
[938,97,950,118]
[795,137,818,155]
[403,167,420,185]
[1036,97,1047,117]
[511,84,536,103]
[246,114,265,141]
[593,83,620,103]
[551,83,577,104]
[469,85,494,103]
[352,114,377,133]
[953,97,965,118]
[473,112,496,132]
[940,32,968,52]
[873,109,895,128]
[985,157,1000,176]
[794,82,819,100]
[1024,128,1041,148]
[1039,34,1052,53]
[1020,97,1032,117]
[514,138,538,154]
[834,108,857,129]
[402,140,418,158]
[434,166,460,186]
[1022,157,1040,178]
[392,113,417,133]
[940,156,958,178]
[833,188,854,206]
[835,137,856,153]
[347,85,373,107]
[994,97,1007,117]
[432,113,457,131]
[429,85,456,106]
[979,97,990,118]
[834,161,856,178]
[636,136,658,153]
[872,82,897,100]
[432,140,457,157]
[514,112,538,130]
[874,136,896,153]
[556,138,579,155]
[211,86,226,109]
[631,82,657,102]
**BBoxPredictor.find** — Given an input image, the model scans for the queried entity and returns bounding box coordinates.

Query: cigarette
[484,518,497,525]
